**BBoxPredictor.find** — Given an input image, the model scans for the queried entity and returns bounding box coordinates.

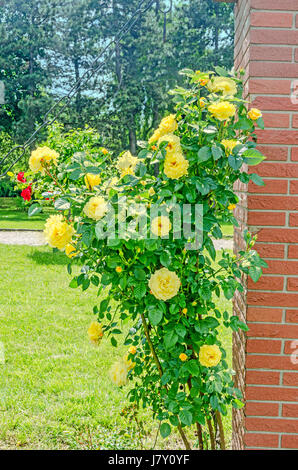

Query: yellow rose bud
[116,266,122,273]
[128,346,137,355]
[248,108,262,121]
[199,97,206,108]
[179,353,188,362]
[182,308,188,314]
[192,301,197,306]
[228,204,236,211]
[100,147,109,155]
[148,187,155,196]
[85,173,101,190]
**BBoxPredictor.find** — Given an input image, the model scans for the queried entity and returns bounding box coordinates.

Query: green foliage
[28,69,267,450]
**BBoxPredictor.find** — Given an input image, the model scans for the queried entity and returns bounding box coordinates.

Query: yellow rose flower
[85,173,101,190]
[65,242,78,258]
[128,346,137,355]
[199,344,222,368]
[208,76,237,96]
[248,108,262,121]
[151,215,172,237]
[83,196,108,221]
[44,214,74,251]
[228,203,236,211]
[149,267,180,301]
[164,152,189,179]
[123,353,136,371]
[149,128,162,144]
[159,114,178,135]
[179,353,188,362]
[221,139,240,155]
[208,101,236,121]
[109,361,128,387]
[88,321,103,345]
[116,151,139,178]
[158,134,181,157]
[29,146,59,174]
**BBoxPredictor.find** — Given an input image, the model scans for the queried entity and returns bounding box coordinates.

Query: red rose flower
[21,185,32,202]
[17,171,26,183]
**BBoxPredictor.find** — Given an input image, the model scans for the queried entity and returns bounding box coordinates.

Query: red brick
[251,29,298,46]
[292,115,298,128]
[287,277,298,291]
[264,259,298,274]
[249,79,291,95]
[244,433,279,448]
[246,386,298,401]
[246,370,280,385]
[251,62,298,79]
[252,96,298,112]
[283,372,298,386]
[249,179,287,194]
[255,243,285,259]
[250,163,298,178]
[295,48,298,63]
[282,404,298,418]
[247,339,282,354]
[248,291,298,307]
[248,211,285,226]
[247,307,283,323]
[255,130,298,145]
[249,196,298,210]
[289,213,298,227]
[291,148,298,162]
[281,435,298,449]
[251,0,298,10]
[251,12,293,28]
[284,339,298,354]
[257,146,288,162]
[290,180,298,193]
[247,323,298,339]
[246,402,279,417]
[246,355,298,370]
[248,276,284,291]
[246,417,298,433]
[286,310,298,323]
[257,229,298,244]
[288,246,298,259]
[250,46,292,62]
[262,113,290,128]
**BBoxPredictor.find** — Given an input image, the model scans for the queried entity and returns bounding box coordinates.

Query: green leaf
[134,283,146,300]
[69,168,83,180]
[179,409,192,426]
[250,173,265,186]
[242,149,266,166]
[28,203,42,217]
[257,117,265,129]
[160,252,171,267]
[160,422,171,439]
[211,146,223,161]
[54,198,70,211]
[134,267,146,281]
[233,399,245,409]
[198,146,212,162]
[164,330,178,349]
[228,154,243,171]
[148,309,163,326]
[234,117,253,131]
[249,265,262,282]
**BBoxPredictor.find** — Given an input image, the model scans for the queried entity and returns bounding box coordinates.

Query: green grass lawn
[0,244,233,450]
[0,198,50,230]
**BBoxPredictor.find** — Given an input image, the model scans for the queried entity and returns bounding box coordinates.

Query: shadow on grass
[27,249,70,266]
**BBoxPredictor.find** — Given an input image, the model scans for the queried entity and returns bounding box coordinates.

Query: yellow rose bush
[25,68,268,450]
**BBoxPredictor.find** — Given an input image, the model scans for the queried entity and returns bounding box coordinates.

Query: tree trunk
[129,127,137,155]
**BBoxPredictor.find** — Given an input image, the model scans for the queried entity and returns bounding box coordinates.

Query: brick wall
[233,0,298,450]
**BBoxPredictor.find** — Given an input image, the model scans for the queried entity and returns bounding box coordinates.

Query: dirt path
[0,230,233,250]
[0,230,46,246]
